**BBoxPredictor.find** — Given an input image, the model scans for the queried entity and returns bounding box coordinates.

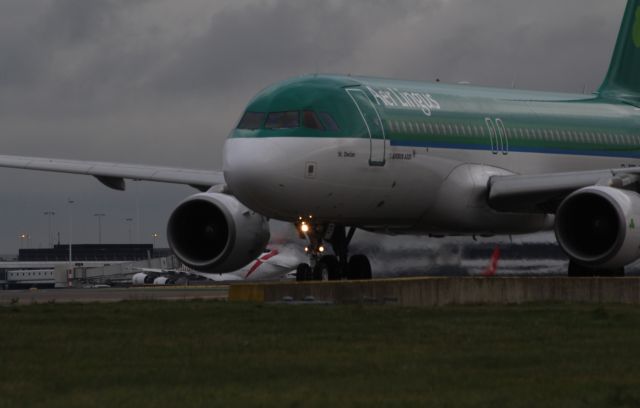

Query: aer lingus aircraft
[2,1,640,279]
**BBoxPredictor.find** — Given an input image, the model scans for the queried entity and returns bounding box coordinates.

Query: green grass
[2,301,640,408]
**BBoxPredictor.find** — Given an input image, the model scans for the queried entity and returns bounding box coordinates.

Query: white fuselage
[204,246,303,281]
[224,136,637,235]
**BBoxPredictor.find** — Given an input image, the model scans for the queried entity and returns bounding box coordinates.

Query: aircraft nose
[223,137,288,212]
[224,137,275,182]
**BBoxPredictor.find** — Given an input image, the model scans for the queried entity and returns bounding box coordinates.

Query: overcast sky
[0,0,627,254]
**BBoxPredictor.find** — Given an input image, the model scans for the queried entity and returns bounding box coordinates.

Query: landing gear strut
[295,219,372,282]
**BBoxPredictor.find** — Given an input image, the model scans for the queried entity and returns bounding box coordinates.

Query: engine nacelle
[132,272,148,285]
[167,192,270,273]
[555,186,640,268]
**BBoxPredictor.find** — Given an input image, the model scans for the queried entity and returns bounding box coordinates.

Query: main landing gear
[295,219,372,282]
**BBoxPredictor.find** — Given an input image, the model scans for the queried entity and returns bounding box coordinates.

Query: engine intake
[555,186,640,268]
[167,192,269,272]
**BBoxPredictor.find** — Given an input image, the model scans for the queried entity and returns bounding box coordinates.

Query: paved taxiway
[0,286,230,304]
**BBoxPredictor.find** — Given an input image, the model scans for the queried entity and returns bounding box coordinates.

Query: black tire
[313,262,327,281]
[318,255,341,281]
[296,263,312,282]
[347,255,372,280]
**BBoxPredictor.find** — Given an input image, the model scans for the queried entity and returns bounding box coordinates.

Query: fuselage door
[346,88,386,166]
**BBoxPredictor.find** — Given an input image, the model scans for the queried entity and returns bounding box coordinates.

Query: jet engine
[167,192,270,273]
[132,272,150,285]
[555,186,640,268]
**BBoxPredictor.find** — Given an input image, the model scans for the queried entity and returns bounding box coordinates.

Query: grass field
[1,301,640,408]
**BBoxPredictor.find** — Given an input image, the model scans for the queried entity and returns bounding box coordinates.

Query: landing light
[318,245,325,253]
[300,223,310,233]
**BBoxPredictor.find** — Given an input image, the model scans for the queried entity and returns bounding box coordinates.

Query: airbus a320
[2,1,640,279]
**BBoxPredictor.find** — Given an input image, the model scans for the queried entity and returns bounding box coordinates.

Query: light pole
[135,182,141,244]
[19,233,29,249]
[68,199,74,263]
[94,213,106,244]
[44,211,55,248]
[125,218,134,244]
[152,233,160,248]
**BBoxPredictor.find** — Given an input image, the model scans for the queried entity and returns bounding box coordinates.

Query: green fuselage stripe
[231,75,640,160]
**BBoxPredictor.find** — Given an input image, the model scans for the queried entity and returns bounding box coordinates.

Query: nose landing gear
[295,220,372,282]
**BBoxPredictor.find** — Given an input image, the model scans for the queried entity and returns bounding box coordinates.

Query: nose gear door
[346,88,386,166]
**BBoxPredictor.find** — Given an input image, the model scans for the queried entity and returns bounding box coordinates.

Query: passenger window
[302,111,324,130]
[265,111,300,129]
[237,112,266,130]
[318,112,340,131]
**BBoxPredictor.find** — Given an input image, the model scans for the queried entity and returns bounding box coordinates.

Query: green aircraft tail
[599,0,640,105]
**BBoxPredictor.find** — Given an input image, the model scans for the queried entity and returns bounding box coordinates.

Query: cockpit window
[318,112,340,131]
[265,111,300,129]
[237,112,266,130]
[238,110,338,131]
[302,111,324,130]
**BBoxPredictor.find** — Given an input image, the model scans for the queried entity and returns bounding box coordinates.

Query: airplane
[0,0,639,280]
[132,245,305,284]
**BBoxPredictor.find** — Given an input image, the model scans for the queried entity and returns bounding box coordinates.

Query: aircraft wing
[0,154,225,191]
[488,167,640,213]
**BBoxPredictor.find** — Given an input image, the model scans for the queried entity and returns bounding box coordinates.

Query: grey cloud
[0,0,630,253]
[349,0,624,92]
[1,0,624,113]
[38,0,127,46]
[152,0,440,95]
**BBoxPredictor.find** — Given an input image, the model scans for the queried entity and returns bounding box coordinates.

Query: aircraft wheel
[313,261,329,281]
[296,263,312,282]
[318,255,341,281]
[347,255,372,280]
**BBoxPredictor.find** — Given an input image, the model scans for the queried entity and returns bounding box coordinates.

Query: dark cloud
[0,0,629,252]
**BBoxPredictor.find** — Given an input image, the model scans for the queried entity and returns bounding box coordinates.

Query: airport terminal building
[18,244,170,262]
[1,244,174,289]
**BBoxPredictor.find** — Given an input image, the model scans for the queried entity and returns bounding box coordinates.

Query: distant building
[1,244,175,289]
[19,244,172,262]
